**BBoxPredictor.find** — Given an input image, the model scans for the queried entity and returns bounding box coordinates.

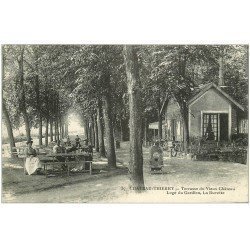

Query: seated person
[62,137,67,146]
[53,140,67,165]
[24,139,42,175]
[53,140,65,154]
[75,135,81,148]
[149,141,163,169]
[83,139,88,145]
[62,135,71,146]
[66,135,71,146]
[87,144,93,156]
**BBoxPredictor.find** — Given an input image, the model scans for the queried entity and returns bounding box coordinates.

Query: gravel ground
[1,142,248,203]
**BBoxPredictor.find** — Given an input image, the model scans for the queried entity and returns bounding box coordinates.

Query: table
[39,152,93,177]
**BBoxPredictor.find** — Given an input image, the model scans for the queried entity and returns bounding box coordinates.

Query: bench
[41,160,93,177]
[11,146,26,157]
[40,153,93,177]
[11,147,27,174]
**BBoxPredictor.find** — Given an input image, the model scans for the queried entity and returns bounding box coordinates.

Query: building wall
[165,98,184,141]
[239,119,248,134]
[189,88,230,138]
[231,107,238,134]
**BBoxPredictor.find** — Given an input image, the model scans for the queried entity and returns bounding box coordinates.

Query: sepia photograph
[1,1,250,250]
[1,44,248,203]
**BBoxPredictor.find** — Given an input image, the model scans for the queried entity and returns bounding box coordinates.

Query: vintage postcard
[1,44,248,203]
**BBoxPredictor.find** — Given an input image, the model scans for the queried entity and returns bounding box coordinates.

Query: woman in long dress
[24,139,41,175]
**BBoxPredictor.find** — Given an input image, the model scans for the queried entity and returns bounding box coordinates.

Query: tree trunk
[158,95,169,141]
[94,114,99,152]
[219,55,224,87]
[102,75,116,168]
[38,116,42,145]
[21,111,30,140]
[123,45,145,189]
[2,50,17,157]
[65,115,68,136]
[17,46,31,140]
[54,119,58,142]
[61,117,65,139]
[50,119,53,142]
[91,116,95,147]
[56,119,59,141]
[54,121,57,141]
[3,100,17,157]
[144,118,148,147]
[35,73,42,146]
[180,106,189,153]
[59,117,62,139]
[45,118,49,146]
[88,122,92,146]
[97,100,106,157]
[120,117,124,142]
[158,112,163,140]
[33,47,43,146]
[83,118,89,142]
[183,115,189,153]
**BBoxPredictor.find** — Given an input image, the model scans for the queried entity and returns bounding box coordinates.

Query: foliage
[2,45,248,146]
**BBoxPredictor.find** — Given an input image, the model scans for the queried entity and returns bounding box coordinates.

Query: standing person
[75,135,81,148]
[24,139,41,175]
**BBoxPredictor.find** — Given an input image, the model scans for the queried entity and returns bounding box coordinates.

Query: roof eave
[188,83,244,112]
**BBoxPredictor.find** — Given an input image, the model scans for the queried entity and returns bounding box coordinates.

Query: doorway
[220,114,229,141]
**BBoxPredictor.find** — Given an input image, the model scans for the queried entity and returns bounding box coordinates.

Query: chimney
[218,56,224,87]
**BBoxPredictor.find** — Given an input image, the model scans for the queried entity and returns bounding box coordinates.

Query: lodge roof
[188,83,245,111]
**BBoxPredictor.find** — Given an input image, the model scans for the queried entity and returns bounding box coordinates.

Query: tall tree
[33,46,43,145]
[123,45,145,189]
[102,72,116,167]
[17,46,31,140]
[2,100,17,157]
[97,100,106,157]
[2,46,17,155]
[93,114,99,152]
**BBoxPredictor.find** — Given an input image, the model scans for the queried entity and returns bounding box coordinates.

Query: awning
[148,122,165,130]
[148,122,158,129]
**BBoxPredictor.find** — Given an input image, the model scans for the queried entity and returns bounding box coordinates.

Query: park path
[2,141,248,203]
[3,153,248,203]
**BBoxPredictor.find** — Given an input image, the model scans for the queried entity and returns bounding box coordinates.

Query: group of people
[24,135,92,175]
[56,135,81,149]
[24,135,163,175]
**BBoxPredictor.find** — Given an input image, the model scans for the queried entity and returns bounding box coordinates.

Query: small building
[148,122,165,141]
[149,83,247,142]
